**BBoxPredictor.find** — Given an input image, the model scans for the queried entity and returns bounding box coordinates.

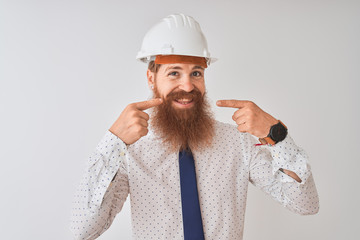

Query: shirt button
[120,151,125,156]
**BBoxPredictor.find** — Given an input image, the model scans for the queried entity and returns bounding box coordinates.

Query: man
[70,14,319,240]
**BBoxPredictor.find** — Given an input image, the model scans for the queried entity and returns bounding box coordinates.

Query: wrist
[259,120,288,146]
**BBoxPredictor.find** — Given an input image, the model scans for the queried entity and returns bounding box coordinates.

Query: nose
[178,76,194,92]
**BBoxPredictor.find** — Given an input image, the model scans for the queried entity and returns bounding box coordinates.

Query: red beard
[151,87,215,152]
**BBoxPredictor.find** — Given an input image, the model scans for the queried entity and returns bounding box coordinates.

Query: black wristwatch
[259,121,288,145]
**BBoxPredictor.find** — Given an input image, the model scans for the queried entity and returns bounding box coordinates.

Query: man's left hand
[216,100,278,138]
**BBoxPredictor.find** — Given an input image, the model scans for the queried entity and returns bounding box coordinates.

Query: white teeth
[176,98,192,104]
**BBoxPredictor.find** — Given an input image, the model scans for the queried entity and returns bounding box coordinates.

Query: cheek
[195,80,205,94]
[154,82,176,98]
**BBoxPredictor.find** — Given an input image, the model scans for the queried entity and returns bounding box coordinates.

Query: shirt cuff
[96,131,128,157]
[268,134,311,184]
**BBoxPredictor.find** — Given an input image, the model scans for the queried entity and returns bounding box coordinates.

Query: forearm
[249,134,319,215]
[70,131,129,239]
[251,164,319,215]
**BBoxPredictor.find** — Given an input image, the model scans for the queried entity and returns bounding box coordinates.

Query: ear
[147,69,155,89]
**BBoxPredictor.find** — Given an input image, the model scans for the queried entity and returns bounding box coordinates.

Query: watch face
[270,123,288,142]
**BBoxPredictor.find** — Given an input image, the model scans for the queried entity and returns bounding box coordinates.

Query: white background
[1,0,359,239]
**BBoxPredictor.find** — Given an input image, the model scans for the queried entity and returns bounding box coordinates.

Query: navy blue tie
[179,149,205,240]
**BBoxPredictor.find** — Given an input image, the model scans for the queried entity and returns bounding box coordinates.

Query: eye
[168,71,179,76]
[191,71,202,77]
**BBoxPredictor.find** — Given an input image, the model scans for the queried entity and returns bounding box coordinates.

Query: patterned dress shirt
[70,121,319,240]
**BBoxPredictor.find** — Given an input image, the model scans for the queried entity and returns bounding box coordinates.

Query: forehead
[159,63,205,73]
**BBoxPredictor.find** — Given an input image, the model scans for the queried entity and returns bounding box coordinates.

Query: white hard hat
[136,14,216,65]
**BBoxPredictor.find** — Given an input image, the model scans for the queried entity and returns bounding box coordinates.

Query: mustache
[164,88,202,102]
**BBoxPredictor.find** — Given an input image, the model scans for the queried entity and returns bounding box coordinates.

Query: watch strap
[258,136,276,146]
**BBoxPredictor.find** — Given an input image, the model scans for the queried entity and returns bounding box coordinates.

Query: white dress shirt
[70,121,319,240]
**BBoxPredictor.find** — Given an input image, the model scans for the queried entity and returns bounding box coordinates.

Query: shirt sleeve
[70,131,130,240]
[248,134,320,215]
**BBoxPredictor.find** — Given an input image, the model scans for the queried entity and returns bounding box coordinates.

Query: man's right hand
[109,98,163,145]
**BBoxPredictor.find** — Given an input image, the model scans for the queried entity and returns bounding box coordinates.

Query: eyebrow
[193,66,205,70]
[164,65,204,72]
[165,66,182,72]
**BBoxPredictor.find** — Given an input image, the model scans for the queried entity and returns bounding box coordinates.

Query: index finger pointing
[135,98,163,110]
[216,99,249,108]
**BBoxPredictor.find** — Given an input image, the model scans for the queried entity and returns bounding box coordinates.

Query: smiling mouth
[175,98,194,105]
